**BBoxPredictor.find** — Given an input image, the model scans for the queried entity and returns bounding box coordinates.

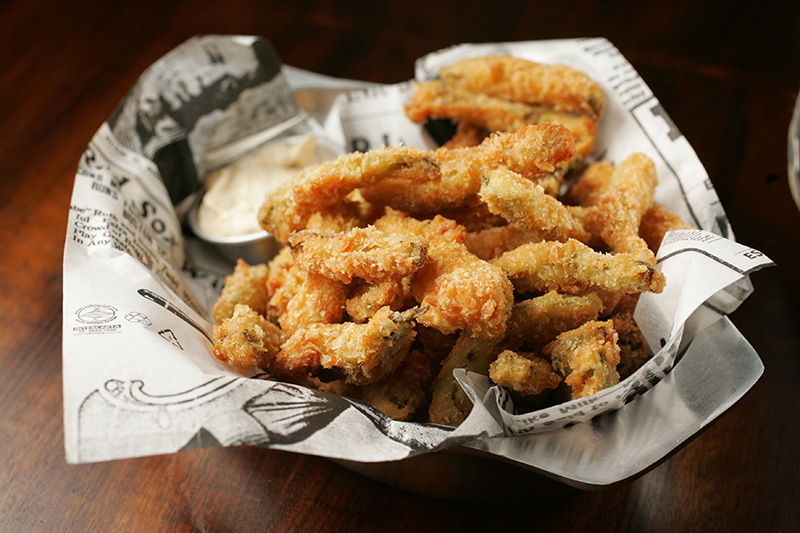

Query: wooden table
[2,1,799,530]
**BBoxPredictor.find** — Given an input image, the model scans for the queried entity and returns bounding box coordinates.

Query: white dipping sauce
[197,135,318,237]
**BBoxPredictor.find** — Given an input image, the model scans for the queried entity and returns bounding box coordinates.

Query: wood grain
[1,0,798,530]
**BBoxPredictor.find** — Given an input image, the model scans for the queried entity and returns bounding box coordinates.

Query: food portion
[208,55,690,426]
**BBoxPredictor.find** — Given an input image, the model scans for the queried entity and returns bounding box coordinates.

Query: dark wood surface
[2,1,799,530]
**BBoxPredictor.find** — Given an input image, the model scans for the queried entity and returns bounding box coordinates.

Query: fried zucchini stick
[440,55,606,120]
[406,80,598,157]
[259,146,439,242]
[428,331,500,425]
[354,349,438,421]
[288,226,428,284]
[479,167,590,243]
[279,273,347,337]
[578,153,658,259]
[359,123,576,211]
[504,291,604,350]
[489,350,562,397]
[271,307,421,386]
[211,259,270,324]
[544,320,621,399]
[212,304,284,372]
[491,239,666,294]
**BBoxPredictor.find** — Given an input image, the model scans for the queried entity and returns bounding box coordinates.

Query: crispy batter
[428,331,500,425]
[258,146,439,242]
[611,295,652,379]
[372,210,512,339]
[354,349,437,421]
[464,223,545,261]
[359,123,576,211]
[491,239,666,295]
[544,320,621,399]
[432,202,508,232]
[639,202,692,253]
[279,273,347,337]
[265,247,305,320]
[270,307,421,386]
[212,304,283,372]
[412,238,513,339]
[442,121,488,149]
[389,216,513,340]
[211,259,270,324]
[304,197,365,234]
[489,350,562,397]
[406,80,598,157]
[504,291,604,350]
[479,167,590,243]
[564,161,615,206]
[440,55,606,120]
[578,153,658,260]
[406,79,537,131]
[288,226,428,284]
[345,277,409,323]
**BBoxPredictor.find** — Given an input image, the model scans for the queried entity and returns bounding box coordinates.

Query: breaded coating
[374,208,468,244]
[639,202,691,253]
[473,122,576,181]
[374,210,513,339]
[464,223,545,261]
[428,331,500,425]
[211,259,269,324]
[440,55,606,120]
[359,123,576,211]
[279,273,347,337]
[478,167,590,243]
[489,350,562,397]
[406,80,598,157]
[412,239,513,340]
[270,307,421,386]
[265,247,305,320]
[432,202,507,232]
[544,320,621,400]
[345,278,408,323]
[610,295,652,379]
[406,79,539,132]
[579,153,658,260]
[564,161,615,206]
[491,239,666,295]
[442,121,488,149]
[304,197,365,234]
[407,217,513,339]
[504,291,604,350]
[258,146,439,242]
[354,349,438,421]
[288,226,428,284]
[212,304,283,372]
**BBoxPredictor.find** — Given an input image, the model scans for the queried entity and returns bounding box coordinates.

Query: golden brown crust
[544,319,621,399]
[489,350,562,397]
[439,55,606,120]
[211,259,269,324]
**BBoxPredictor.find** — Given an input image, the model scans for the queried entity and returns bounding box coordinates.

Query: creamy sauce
[197,135,318,237]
